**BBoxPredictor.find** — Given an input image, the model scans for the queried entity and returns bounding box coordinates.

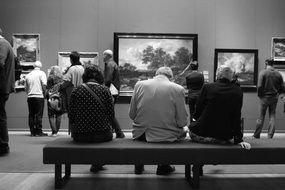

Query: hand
[239,142,251,150]
[280,94,285,99]
[183,126,189,133]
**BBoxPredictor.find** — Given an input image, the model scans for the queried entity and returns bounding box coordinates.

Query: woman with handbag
[68,65,114,172]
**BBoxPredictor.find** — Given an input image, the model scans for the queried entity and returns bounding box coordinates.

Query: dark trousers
[27,97,44,135]
[188,91,200,123]
[111,95,123,134]
[0,94,9,148]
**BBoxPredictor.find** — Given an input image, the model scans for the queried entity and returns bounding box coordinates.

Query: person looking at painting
[46,66,65,137]
[25,61,48,136]
[189,65,250,149]
[252,58,285,139]
[103,49,125,138]
[59,51,84,134]
[129,66,188,175]
[0,27,15,155]
[69,65,114,172]
[185,60,204,123]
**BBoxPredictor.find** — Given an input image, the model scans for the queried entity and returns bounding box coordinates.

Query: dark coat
[190,78,243,144]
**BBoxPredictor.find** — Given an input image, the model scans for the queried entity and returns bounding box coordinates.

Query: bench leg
[185,164,191,180]
[191,164,200,189]
[55,164,63,188]
[54,164,71,189]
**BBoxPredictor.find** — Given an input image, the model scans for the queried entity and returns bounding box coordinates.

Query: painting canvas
[214,49,258,90]
[272,37,285,61]
[12,33,40,66]
[58,52,99,73]
[14,72,29,90]
[114,33,198,92]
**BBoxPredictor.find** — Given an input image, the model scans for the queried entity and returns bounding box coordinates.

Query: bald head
[155,66,173,79]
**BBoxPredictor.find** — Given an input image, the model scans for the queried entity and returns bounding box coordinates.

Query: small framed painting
[272,37,285,62]
[12,33,40,67]
[214,48,258,91]
[58,52,99,73]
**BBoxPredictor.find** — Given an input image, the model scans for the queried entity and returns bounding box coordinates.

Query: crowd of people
[1,27,285,176]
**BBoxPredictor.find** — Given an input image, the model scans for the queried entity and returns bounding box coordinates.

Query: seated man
[189,66,251,149]
[69,65,114,172]
[129,66,188,175]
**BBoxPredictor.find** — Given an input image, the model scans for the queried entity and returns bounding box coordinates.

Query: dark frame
[214,48,258,92]
[114,32,198,95]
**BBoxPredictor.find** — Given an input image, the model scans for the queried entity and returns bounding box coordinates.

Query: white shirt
[63,65,84,87]
[129,75,188,142]
[25,68,47,98]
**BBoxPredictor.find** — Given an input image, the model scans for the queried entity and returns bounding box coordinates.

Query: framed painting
[214,49,258,91]
[58,52,99,73]
[12,33,40,67]
[14,71,29,91]
[114,32,198,93]
[272,37,285,62]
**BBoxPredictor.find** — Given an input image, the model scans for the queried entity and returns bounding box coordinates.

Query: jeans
[0,94,9,148]
[253,96,278,138]
[27,97,45,135]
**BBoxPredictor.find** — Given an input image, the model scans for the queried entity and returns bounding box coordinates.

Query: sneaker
[156,165,175,175]
[134,164,144,175]
[90,164,105,173]
[0,146,10,156]
[36,132,48,137]
[50,133,58,137]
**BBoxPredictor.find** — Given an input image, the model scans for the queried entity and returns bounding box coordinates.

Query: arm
[257,71,264,97]
[175,88,188,128]
[129,83,139,120]
[193,84,207,120]
[233,90,243,144]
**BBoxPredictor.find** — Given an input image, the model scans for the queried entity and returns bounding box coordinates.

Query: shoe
[156,165,175,175]
[36,132,48,137]
[0,146,10,156]
[50,133,57,137]
[90,164,104,173]
[116,131,125,138]
[134,164,144,175]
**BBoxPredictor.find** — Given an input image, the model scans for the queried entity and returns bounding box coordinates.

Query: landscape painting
[214,49,258,91]
[58,52,99,73]
[12,33,40,66]
[114,33,198,92]
[272,37,285,61]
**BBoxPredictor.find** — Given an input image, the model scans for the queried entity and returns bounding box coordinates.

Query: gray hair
[216,65,234,81]
[103,49,113,56]
[155,66,173,79]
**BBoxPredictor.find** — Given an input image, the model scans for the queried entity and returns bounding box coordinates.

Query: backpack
[48,91,63,113]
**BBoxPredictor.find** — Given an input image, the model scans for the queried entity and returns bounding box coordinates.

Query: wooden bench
[43,137,285,189]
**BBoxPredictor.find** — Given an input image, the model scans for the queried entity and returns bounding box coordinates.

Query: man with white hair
[103,49,125,138]
[189,65,251,149]
[0,27,15,155]
[129,66,188,175]
[25,61,48,136]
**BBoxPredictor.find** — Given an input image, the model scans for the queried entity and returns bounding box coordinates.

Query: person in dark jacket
[186,61,204,123]
[0,28,15,156]
[253,59,285,138]
[189,65,251,149]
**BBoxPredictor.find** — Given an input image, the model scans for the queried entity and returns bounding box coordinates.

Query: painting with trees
[114,33,198,92]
